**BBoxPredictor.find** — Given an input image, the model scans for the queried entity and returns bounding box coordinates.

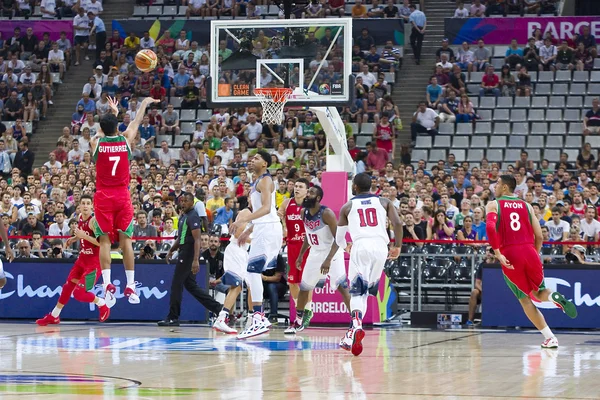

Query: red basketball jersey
[497,196,534,248]
[93,135,131,190]
[285,199,305,244]
[78,214,99,258]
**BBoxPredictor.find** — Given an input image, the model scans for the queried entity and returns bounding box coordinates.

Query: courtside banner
[0,260,209,322]
[445,17,600,45]
[112,18,404,47]
[482,264,600,329]
[0,20,74,42]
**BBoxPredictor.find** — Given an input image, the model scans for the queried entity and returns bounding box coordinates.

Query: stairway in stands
[392,0,456,157]
[31,0,134,166]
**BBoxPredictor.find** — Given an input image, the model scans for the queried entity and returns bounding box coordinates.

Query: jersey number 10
[358,208,378,227]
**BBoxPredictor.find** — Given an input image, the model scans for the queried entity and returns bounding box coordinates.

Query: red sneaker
[124,286,140,304]
[98,304,110,322]
[351,328,365,356]
[36,314,60,326]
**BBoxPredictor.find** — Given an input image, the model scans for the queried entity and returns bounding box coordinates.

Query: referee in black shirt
[158,193,222,326]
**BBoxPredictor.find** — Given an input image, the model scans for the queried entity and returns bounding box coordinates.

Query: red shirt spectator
[481,72,499,88]
[150,85,166,101]
[366,144,389,171]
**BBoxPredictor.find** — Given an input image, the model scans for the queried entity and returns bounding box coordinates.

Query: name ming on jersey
[99,144,128,153]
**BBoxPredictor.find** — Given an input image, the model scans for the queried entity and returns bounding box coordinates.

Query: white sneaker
[48,100,53,105]
[262,314,272,328]
[84,56,90,61]
[237,312,270,339]
[541,336,559,349]
[104,283,117,308]
[284,318,304,335]
[213,313,237,335]
[339,328,353,351]
[124,285,140,304]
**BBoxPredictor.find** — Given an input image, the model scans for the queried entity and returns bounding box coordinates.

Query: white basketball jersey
[348,194,389,244]
[304,206,333,251]
[250,173,279,224]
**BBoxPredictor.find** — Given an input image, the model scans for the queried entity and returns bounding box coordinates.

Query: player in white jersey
[337,173,403,356]
[213,209,251,334]
[284,186,351,334]
[230,151,283,339]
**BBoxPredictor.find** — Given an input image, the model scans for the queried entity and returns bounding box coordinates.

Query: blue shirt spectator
[173,71,191,88]
[139,122,156,141]
[426,83,443,103]
[76,95,96,113]
[409,9,426,28]
[213,205,233,226]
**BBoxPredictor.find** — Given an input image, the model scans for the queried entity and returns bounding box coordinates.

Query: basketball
[135,49,158,72]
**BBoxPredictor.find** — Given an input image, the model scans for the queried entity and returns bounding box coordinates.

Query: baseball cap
[95,65,103,70]
[573,244,586,253]
[556,200,565,206]
[443,38,449,42]
[195,120,203,125]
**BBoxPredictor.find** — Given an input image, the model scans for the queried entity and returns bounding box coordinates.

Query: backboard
[208,18,353,108]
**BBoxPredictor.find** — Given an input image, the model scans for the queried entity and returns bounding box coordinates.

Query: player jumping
[91,96,160,307]
[230,151,283,339]
[485,174,577,349]
[278,178,314,329]
[36,195,111,325]
[336,173,403,356]
[0,213,15,290]
[284,186,351,335]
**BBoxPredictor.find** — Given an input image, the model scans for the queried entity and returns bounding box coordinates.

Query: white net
[254,88,293,125]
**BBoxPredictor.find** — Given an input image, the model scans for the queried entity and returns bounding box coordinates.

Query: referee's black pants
[95,31,106,61]
[167,248,222,320]
[410,27,424,61]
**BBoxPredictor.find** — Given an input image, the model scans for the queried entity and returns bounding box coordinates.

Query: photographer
[137,240,159,260]
[565,244,597,265]
[47,239,74,259]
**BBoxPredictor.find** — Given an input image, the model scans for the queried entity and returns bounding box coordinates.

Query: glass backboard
[208,18,353,107]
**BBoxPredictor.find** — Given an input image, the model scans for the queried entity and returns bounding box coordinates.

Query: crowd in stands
[452,0,558,18]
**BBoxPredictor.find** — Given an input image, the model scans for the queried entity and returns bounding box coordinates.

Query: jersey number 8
[509,212,521,231]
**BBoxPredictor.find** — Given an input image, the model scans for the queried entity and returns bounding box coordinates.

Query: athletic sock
[351,310,363,329]
[51,306,62,318]
[296,309,304,323]
[102,270,111,287]
[222,307,230,318]
[96,298,106,307]
[304,302,313,312]
[125,270,135,287]
[252,305,262,314]
[540,326,554,340]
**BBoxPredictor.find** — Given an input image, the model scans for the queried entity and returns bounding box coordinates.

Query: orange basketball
[135,49,158,72]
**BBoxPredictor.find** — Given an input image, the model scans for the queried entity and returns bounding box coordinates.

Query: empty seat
[356,135,371,148]
[452,136,470,148]
[555,70,571,82]
[163,5,177,15]
[570,83,587,95]
[415,136,431,149]
[156,135,172,146]
[475,122,492,134]
[470,97,479,108]
[546,110,563,122]
[491,58,505,69]
[470,136,488,148]
[493,46,509,57]
[588,83,600,95]
[535,83,552,96]
[528,149,541,161]
[456,124,472,135]
[434,136,451,148]
[496,97,513,108]
[430,149,447,160]
[478,109,492,121]
[569,122,583,134]
[508,135,526,148]
[197,109,212,120]
[537,71,554,82]
[438,124,454,135]
[573,71,589,82]
[180,109,196,121]
[479,97,496,109]
[486,149,503,162]
[564,149,579,161]
[510,122,529,135]
[549,122,567,135]
[528,109,545,121]
[178,6,187,15]
[467,149,485,162]
[514,97,531,108]
[545,136,563,148]
[505,149,522,162]
[412,149,428,161]
[585,96,596,108]
[173,135,191,147]
[469,72,484,83]
[544,149,561,163]
[531,96,548,108]
[180,122,195,134]
[170,97,182,107]
[565,136,582,148]
[548,96,565,109]
[453,149,466,161]
[552,83,569,95]
[564,109,581,122]
[148,5,162,15]
[510,109,527,122]
[530,122,548,135]
[133,5,147,16]
[492,122,509,134]
[591,71,600,82]
[527,136,544,148]
[567,96,583,108]
[586,136,600,149]
[489,136,507,148]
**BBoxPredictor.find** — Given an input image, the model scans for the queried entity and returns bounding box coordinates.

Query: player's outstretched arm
[124,97,160,144]
[383,197,403,259]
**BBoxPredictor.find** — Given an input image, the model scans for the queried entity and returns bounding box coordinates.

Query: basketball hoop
[254,88,294,125]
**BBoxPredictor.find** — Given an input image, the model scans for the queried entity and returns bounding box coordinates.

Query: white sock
[304,302,312,311]
[541,326,554,340]
[51,306,62,318]
[125,270,135,287]
[219,310,227,319]
[102,270,111,287]
[0,261,4,274]
[96,298,106,307]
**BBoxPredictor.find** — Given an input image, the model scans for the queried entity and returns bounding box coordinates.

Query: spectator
[575,42,594,72]
[426,76,443,110]
[499,65,516,97]
[583,98,600,135]
[303,0,324,18]
[365,141,388,172]
[88,12,106,61]
[555,39,575,71]
[505,0,524,16]
[160,104,181,135]
[456,95,476,123]
[523,37,542,72]
[479,65,500,97]
[133,210,158,238]
[356,28,375,52]
[447,65,467,96]
[48,42,65,78]
[454,2,469,18]
[383,0,398,18]
[411,101,439,143]
[367,0,384,17]
[325,0,345,17]
[408,4,426,65]
[351,0,368,18]
[157,140,175,168]
[505,38,524,70]
[516,66,532,97]
[438,90,459,123]
[485,0,506,17]
[436,53,453,74]
[456,42,474,73]
[436,38,455,63]
[470,0,486,16]
[73,7,90,65]
[577,25,597,59]
[4,91,23,121]
[239,113,263,148]
[537,0,557,16]
[539,37,557,71]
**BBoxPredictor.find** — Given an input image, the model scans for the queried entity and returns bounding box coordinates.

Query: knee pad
[350,275,368,296]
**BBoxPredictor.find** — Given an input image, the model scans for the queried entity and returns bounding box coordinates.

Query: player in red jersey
[486,175,577,349]
[278,178,314,328]
[91,96,160,307]
[36,195,111,325]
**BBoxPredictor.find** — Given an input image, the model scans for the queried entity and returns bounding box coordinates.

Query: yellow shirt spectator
[206,196,225,214]
[276,190,290,209]
[352,3,367,18]
[124,36,140,50]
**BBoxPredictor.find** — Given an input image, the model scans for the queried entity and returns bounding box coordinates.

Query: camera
[143,245,154,256]
[565,251,579,264]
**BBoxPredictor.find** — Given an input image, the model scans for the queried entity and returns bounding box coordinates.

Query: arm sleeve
[336,225,349,249]
[485,212,500,250]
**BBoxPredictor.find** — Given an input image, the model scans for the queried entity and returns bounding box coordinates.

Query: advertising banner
[445,17,600,45]
[482,264,600,329]
[112,18,404,47]
[0,260,208,322]
[0,20,74,42]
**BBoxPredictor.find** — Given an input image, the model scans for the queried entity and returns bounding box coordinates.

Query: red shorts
[67,256,102,291]
[94,187,134,238]
[287,242,309,284]
[501,245,545,299]
[376,139,393,154]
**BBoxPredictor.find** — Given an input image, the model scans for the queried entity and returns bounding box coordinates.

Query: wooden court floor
[0,322,599,399]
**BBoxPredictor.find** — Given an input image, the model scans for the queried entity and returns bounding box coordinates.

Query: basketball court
[1,322,599,399]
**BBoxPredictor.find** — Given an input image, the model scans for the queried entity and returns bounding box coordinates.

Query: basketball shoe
[104,283,117,308]
[339,329,353,351]
[541,336,559,349]
[98,304,110,322]
[550,292,577,318]
[237,312,270,339]
[36,314,60,326]
[301,309,313,329]
[124,285,140,304]
[284,318,304,334]
[213,311,238,335]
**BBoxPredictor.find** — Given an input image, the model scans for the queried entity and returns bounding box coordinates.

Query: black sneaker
[157,319,180,327]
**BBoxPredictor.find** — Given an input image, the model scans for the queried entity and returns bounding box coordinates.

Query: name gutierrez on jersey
[99,144,127,152]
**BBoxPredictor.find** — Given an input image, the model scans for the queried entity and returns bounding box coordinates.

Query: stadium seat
[23,122,32,134]
[198,110,212,120]
[469,72,484,83]
[573,71,589,82]
[453,149,466,161]
[180,122,195,134]
[415,136,431,149]
[511,122,529,135]
[535,83,552,96]
[456,124,472,135]
[470,97,479,108]
[438,124,454,135]
[467,84,480,94]
[588,83,600,95]
[412,149,428,162]
[148,5,162,15]
[467,149,484,162]
[510,109,527,122]
[505,149,522,162]
[156,135,172,146]
[475,122,492,134]
[452,136,470,148]
[528,71,538,82]
[180,109,196,121]
[537,71,554,82]
[569,122,583,134]
[478,109,492,121]
[528,149,541,161]
[554,70,571,82]
[514,97,530,108]
[564,149,579,161]
[566,96,583,108]
[548,96,565,109]
[527,136,544,148]
[544,149,561,163]
[486,149,503,162]
[356,135,371,148]
[585,96,596,108]
[570,83,586,95]
[496,97,513,108]
[590,71,600,82]
[489,136,506,148]
[565,136,582,148]
[494,109,510,121]
[545,136,563,148]
[552,83,569,96]
[434,136,451,148]
[508,135,526,148]
[430,149,447,160]
[594,58,600,70]
[491,58,504,70]
[170,97,182,107]
[479,97,496,109]
[546,110,562,122]
[549,122,567,135]
[531,96,548,108]
[470,136,487,148]
[173,135,192,147]
[163,5,177,15]
[530,122,548,135]
[178,6,187,15]
[564,109,581,122]
[528,109,545,121]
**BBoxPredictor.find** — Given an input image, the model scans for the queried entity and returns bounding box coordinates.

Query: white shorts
[0,258,5,280]
[247,222,283,273]
[300,248,347,291]
[221,242,249,287]
[348,238,388,296]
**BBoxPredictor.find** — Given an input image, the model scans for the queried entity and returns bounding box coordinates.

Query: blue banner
[0,260,209,322]
[482,264,600,329]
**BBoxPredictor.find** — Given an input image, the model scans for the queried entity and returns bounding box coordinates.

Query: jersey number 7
[109,156,120,176]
